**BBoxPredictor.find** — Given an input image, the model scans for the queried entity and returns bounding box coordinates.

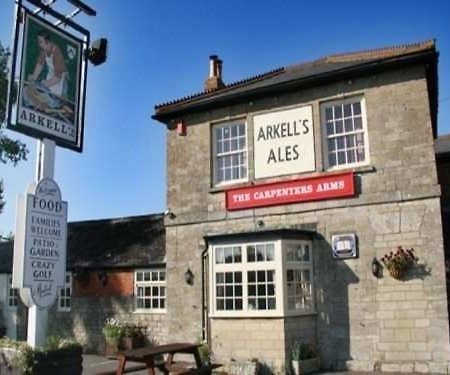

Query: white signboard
[253,105,315,179]
[13,178,68,308]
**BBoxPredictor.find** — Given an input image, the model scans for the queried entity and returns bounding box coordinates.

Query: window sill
[210,180,251,194]
[324,164,375,174]
[209,311,317,319]
[133,309,166,315]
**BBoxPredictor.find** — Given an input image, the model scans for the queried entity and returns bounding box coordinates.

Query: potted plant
[0,305,6,338]
[380,246,418,280]
[290,341,320,375]
[121,324,145,350]
[102,318,123,357]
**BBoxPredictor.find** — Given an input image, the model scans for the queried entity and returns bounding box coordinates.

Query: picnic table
[112,342,217,375]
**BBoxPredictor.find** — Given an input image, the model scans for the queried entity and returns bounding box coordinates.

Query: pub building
[152,40,450,373]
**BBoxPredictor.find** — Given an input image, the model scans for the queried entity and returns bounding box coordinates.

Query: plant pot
[121,336,133,351]
[291,357,320,375]
[104,341,119,358]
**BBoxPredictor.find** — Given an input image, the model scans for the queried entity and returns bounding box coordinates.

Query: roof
[67,213,165,270]
[0,213,165,273]
[436,134,450,158]
[153,40,438,136]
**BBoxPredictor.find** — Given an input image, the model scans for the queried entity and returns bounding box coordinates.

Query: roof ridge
[324,39,435,63]
[69,213,164,226]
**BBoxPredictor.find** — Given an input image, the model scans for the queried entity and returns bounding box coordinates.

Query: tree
[0,41,27,165]
[1,41,28,215]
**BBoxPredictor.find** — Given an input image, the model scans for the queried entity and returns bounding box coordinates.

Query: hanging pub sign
[10,11,84,151]
[226,172,355,210]
[13,178,68,308]
[253,105,315,179]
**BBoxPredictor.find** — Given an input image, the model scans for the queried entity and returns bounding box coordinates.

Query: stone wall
[48,270,167,353]
[162,64,450,373]
[211,318,285,370]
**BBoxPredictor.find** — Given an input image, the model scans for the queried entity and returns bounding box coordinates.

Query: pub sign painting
[15,12,83,151]
[253,105,315,179]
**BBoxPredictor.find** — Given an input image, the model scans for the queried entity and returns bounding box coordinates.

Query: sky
[0,0,449,237]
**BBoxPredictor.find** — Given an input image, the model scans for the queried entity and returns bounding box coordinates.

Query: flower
[380,246,418,279]
[102,318,124,343]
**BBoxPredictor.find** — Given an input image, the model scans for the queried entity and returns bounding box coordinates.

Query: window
[210,239,313,317]
[58,272,72,312]
[135,269,166,312]
[322,97,368,169]
[213,243,277,315]
[213,121,247,185]
[285,242,314,312]
[8,275,18,308]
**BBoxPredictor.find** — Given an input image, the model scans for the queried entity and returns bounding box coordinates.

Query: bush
[0,337,82,375]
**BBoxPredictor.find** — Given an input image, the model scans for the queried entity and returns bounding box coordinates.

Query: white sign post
[13,139,67,348]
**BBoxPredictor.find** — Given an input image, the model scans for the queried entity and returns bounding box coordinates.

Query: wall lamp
[97,271,108,286]
[164,209,176,219]
[184,268,194,285]
[372,257,382,278]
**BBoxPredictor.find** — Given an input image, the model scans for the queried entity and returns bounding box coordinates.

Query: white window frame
[58,272,72,312]
[212,120,249,187]
[134,269,166,313]
[7,275,19,309]
[283,240,315,315]
[321,96,370,170]
[209,238,314,318]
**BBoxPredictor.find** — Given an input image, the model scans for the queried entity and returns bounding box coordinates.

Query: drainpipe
[201,239,209,342]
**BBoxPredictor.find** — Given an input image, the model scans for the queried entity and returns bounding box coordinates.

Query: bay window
[210,238,314,317]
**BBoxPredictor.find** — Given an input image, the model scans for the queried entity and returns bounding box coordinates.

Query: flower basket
[290,341,319,375]
[380,246,418,280]
[102,318,123,357]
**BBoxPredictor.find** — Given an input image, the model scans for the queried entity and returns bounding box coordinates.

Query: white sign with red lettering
[13,178,67,308]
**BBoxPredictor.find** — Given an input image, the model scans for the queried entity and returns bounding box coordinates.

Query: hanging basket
[388,265,406,280]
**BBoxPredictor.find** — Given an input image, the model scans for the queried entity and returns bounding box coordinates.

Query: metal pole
[27,138,56,348]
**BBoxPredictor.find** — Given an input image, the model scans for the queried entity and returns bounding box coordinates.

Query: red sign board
[226,172,355,210]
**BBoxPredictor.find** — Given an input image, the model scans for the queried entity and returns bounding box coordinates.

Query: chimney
[204,55,224,92]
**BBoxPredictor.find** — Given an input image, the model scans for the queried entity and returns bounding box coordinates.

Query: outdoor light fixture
[164,209,175,219]
[372,257,382,278]
[88,38,108,66]
[184,268,194,285]
[97,271,108,286]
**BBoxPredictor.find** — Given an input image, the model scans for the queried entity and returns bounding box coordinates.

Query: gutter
[201,238,209,342]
